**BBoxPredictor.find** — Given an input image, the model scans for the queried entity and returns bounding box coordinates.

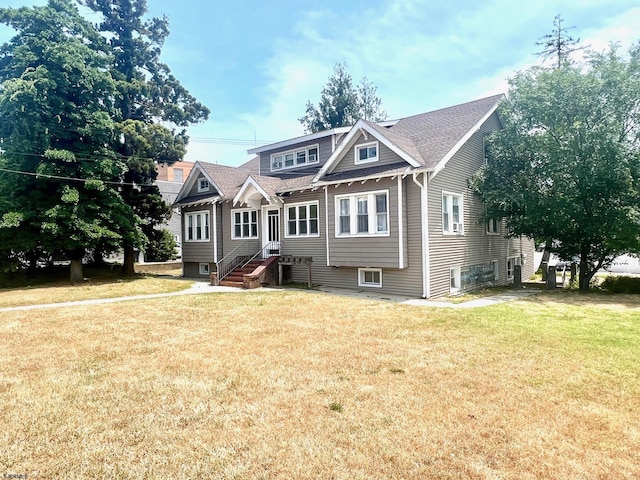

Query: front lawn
[0,275,192,308]
[1,291,638,479]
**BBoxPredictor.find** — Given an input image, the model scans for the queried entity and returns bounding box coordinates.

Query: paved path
[0,281,540,313]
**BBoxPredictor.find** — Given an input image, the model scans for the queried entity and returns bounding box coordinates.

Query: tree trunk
[122,242,136,276]
[70,258,84,283]
[578,246,593,291]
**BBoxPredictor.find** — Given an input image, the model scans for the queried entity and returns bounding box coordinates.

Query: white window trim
[334,189,390,238]
[199,263,210,275]
[198,178,210,192]
[231,208,259,239]
[270,144,319,172]
[285,201,320,238]
[450,266,461,294]
[184,210,210,243]
[354,141,379,165]
[492,260,499,282]
[358,268,382,288]
[442,191,464,235]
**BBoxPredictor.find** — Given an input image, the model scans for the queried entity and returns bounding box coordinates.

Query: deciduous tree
[471,43,640,290]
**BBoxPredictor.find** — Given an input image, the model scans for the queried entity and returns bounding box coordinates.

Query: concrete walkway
[0,281,541,313]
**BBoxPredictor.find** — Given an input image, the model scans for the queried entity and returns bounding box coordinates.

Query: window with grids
[442,192,464,234]
[232,209,258,239]
[198,178,210,192]
[335,190,388,236]
[185,211,210,242]
[271,144,319,171]
[358,268,382,287]
[286,202,319,237]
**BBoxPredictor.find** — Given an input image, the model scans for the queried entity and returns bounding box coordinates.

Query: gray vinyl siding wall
[219,201,261,258]
[186,174,218,198]
[259,136,334,177]
[331,136,405,175]
[327,178,402,268]
[280,190,328,285]
[426,112,534,298]
[181,204,215,262]
[282,178,423,297]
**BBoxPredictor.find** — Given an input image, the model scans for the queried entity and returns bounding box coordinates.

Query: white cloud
[183,0,640,165]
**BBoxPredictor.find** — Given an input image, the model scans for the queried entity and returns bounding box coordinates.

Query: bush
[600,276,640,294]
[144,229,177,262]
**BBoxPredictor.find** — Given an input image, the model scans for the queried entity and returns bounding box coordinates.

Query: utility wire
[0,167,146,187]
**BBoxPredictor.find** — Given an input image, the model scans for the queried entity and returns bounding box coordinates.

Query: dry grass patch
[0,275,191,308]
[1,290,638,479]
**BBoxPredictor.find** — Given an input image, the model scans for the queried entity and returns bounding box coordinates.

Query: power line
[0,167,144,187]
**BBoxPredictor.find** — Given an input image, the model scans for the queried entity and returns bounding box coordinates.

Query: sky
[2,0,640,167]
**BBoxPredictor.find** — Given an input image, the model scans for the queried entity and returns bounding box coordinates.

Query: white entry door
[262,206,280,255]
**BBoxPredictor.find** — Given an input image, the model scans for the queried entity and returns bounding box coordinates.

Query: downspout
[179,205,185,278]
[212,201,218,263]
[325,186,330,266]
[412,172,430,298]
[398,175,405,269]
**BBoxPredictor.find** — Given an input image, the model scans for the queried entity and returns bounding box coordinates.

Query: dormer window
[198,179,210,192]
[355,141,378,165]
[271,145,319,172]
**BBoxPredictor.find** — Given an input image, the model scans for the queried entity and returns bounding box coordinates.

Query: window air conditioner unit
[452,223,462,233]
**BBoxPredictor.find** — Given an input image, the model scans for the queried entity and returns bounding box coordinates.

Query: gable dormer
[313,120,421,183]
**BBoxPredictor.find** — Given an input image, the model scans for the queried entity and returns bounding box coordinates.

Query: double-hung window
[355,141,379,165]
[286,202,319,237]
[185,211,210,242]
[486,217,499,235]
[335,190,389,236]
[442,192,464,234]
[232,209,258,239]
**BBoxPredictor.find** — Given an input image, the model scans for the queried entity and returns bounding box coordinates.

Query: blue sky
[2,0,640,166]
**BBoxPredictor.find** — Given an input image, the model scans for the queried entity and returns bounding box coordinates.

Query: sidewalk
[0,282,540,313]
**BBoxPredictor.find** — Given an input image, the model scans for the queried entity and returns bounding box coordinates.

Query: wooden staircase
[219,259,265,288]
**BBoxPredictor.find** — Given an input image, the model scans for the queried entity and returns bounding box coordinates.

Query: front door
[262,206,280,255]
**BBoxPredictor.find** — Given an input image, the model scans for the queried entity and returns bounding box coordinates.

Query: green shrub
[600,276,640,294]
[145,229,177,262]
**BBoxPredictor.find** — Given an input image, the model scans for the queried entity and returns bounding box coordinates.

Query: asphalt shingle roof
[178,95,503,202]
[388,94,503,169]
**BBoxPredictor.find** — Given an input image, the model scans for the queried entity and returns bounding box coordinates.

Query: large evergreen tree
[82,0,210,275]
[0,0,142,281]
[299,63,386,133]
[471,43,640,290]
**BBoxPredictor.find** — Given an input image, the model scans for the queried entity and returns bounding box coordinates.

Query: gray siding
[282,179,424,298]
[258,136,334,177]
[185,174,218,198]
[331,135,407,175]
[180,204,215,263]
[426,112,535,298]
[327,178,401,268]
[183,262,212,277]
[219,201,261,258]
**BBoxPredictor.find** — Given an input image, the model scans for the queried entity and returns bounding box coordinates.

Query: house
[173,95,535,298]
